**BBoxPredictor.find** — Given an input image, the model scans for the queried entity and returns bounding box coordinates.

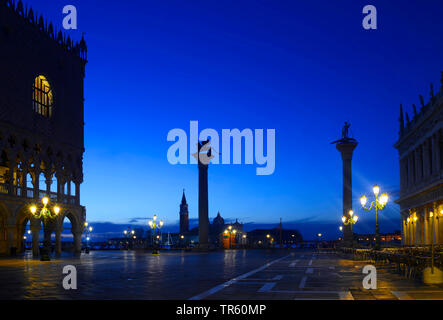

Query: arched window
[32,75,53,117]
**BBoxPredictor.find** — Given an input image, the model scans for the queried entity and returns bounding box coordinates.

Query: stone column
[407,154,413,189]
[7,160,16,196]
[422,143,428,179]
[73,230,82,254]
[55,227,62,255]
[415,148,422,182]
[45,170,52,197]
[67,179,71,203]
[336,141,358,246]
[431,135,437,175]
[57,178,64,203]
[75,182,80,205]
[418,212,424,245]
[198,161,209,248]
[33,167,41,200]
[21,164,28,198]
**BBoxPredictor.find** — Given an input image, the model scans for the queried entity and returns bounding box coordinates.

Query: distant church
[0,0,87,256]
[178,191,244,247]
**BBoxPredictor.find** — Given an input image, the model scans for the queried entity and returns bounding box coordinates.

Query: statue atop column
[332,122,358,247]
[331,121,357,144]
[192,139,214,250]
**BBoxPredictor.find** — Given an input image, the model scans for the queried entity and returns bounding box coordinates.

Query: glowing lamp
[360,196,367,207]
[380,193,388,205]
[373,185,380,196]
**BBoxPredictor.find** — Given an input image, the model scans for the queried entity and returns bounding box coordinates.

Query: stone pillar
[415,148,422,182]
[73,231,82,254]
[431,135,437,175]
[45,170,52,197]
[55,227,62,255]
[67,179,71,201]
[407,154,413,189]
[7,161,16,196]
[57,178,64,203]
[22,165,28,198]
[198,162,209,248]
[33,167,41,200]
[336,141,358,246]
[418,212,424,245]
[75,182,80,205]
[422,143,428,180]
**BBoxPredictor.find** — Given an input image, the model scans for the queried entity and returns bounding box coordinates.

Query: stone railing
[0,183,77,205]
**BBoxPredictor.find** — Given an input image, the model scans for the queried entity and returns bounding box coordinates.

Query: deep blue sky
[25,0,443,240]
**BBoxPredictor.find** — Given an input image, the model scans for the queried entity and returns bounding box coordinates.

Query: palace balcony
[0,182,78,205]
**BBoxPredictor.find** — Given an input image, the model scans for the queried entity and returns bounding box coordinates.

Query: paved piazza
[0,249,442,300]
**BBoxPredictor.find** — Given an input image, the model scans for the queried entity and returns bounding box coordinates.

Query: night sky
[23,0,443,240]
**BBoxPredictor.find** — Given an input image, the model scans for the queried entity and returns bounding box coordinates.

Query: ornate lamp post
[360,185,388,250]
[148,214,163,254]
[342,210,358,247]
[29,197,61,261]
[123,227,135,249]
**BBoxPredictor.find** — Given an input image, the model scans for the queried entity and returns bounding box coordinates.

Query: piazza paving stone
[0,249,442,300]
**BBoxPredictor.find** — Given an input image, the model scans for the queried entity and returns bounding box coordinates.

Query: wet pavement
[0,249,442,300]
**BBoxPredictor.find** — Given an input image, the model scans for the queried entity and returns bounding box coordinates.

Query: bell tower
[179,190,189,233]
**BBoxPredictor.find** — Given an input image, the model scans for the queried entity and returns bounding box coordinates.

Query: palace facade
[395,73,443,246]
[0,0,87,255]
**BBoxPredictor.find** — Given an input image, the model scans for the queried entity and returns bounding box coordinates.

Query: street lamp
[360,185,388,250]
[317,233,322,250]
[342,210,358,247]
[148,214,163,254]
[84,222,93,254]
[29,197,61,261]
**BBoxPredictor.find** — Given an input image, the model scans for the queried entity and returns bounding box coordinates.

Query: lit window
[32,75,53,117]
